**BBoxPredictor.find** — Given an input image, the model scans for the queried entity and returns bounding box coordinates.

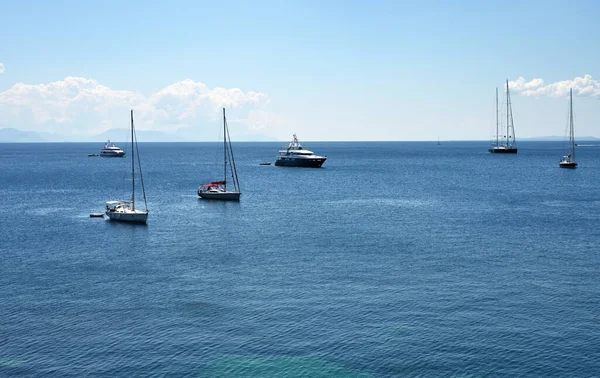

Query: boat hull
[105,210,148,224]
[100,152,126,157]
[198,190,241,201]
[488,147,518,154]
[274,157,326,168]
[559,162,577,168]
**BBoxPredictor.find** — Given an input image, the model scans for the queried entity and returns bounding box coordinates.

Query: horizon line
[2,138,599,144]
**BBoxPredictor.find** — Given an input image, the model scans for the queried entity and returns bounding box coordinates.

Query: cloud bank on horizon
[509,75,600,98]
[1,73,597,141]
[0,76,280,138]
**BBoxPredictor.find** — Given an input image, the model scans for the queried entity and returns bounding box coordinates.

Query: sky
[0,0,599,141]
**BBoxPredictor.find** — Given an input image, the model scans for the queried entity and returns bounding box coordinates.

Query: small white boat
[198,108,241,201]
[105,110,149,224]
[100,140,126,157]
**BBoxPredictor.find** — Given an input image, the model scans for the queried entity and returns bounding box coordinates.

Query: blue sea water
[1,141,599,377]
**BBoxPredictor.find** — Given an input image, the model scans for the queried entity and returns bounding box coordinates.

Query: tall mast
[131,110,135,210]
[496,87,499,146]
[570,88,575,160]
[506,79,510,147]
[223,108,227,191]
[225,115,240,192]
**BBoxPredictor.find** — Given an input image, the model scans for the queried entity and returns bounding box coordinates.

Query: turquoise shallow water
[1,141,599,377]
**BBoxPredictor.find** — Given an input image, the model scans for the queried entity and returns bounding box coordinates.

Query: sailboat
[197,108,241,200]
[437,137,441,145]
[489,80,518,154]
[559,88,577,168]
[105,110,149,224]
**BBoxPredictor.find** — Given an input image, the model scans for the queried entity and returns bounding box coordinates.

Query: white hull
[106,209,148,223]
[198,190,240,201]
[100,151,125,157]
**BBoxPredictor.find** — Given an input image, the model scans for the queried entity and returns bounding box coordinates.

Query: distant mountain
[0,128,64,142]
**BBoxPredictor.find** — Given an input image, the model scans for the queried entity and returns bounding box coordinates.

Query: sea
[1,141,599,377]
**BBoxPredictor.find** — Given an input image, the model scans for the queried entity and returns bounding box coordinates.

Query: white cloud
[0,77,140,125]
[0,76,276,138]
[147,79,268,125]
[509,75,600,97]
[0,63,4,74]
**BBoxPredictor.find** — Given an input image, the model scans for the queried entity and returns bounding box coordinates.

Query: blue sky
[0,0,599,141]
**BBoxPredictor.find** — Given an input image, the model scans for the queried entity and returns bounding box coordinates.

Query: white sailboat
[489,80,518,154]
[559,88,577,169]
[105,110,149,223]
[197,108,241,201]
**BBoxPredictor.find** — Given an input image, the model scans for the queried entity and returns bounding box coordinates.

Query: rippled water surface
[1,141,600,377]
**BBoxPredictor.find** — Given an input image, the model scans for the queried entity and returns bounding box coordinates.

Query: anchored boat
[275,134,327,168]
[197,108,241,201]
[105,110,149,224]
[489,80,518,154]
[100,139,126,157]
[559,88,577,169]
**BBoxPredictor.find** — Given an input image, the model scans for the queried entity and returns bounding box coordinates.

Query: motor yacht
[100,140,125,157]
[274,134,326,168]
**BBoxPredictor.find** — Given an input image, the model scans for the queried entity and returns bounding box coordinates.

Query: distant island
[0,128,58,142]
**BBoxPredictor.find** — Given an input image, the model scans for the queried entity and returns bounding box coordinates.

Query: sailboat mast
[570,88,575,160]
[496,87,499,146]
[506,80,510,147]
[131,110,135,210]
[225,118,240,191]
[223,108,227,191]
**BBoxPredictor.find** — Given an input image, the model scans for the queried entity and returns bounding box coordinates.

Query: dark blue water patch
[1,141,600,377]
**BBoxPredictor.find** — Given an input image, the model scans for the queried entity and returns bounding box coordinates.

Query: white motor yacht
[275,134,327,167]
[100,140,126,157]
